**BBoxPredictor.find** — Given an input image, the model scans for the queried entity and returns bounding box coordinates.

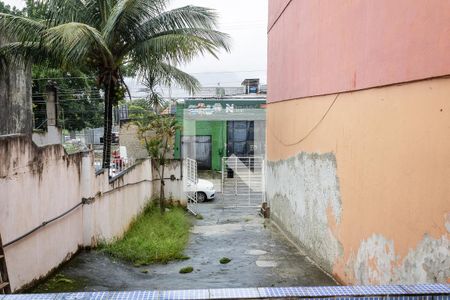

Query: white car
[186,179,216,202]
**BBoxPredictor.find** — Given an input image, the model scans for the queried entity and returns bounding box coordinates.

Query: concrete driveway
[31,198,337,292]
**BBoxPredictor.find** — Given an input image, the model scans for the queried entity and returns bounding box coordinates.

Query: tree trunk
[102,78,114,170]
[159,163,165,214]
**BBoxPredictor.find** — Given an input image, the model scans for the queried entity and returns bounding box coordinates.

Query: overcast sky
[2,0,268,90]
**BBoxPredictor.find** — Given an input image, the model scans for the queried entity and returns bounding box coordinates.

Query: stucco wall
[152,160,185,206]
[267,0,450,103]
[266,77,450,284]
[119,123,148,161]
[0,135,154,291]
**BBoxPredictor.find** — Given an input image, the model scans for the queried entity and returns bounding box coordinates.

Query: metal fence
[184,158,199,215]
[221,156,264,207]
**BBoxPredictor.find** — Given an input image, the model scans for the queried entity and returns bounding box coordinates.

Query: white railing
[184,158,198,215]
[221,156,265,207]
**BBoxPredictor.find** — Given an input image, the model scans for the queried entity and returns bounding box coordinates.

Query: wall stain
[267,152,343,273]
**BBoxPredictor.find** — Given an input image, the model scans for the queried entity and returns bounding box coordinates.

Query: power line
[30,70,267,81]
[270,93,340,147]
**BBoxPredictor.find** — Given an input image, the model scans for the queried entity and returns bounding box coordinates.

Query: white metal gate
[184,158,199,215]
[221,156,264,207]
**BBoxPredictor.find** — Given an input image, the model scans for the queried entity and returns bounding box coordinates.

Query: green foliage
[100,204,191,265]
[219,257,231,264]
[0,0,23,15]
[126,98,153,122]
[32,66,104,131]
[0,0,230,166]
[0,0,230,93]
[179,266,193,274]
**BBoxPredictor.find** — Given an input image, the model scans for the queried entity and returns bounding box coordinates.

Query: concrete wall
[268,0,450,102]
[266,77,450,285]
[152,160,185,206]
[0,36,32,135]
[267,0,450,285]
[32,127,63,146]
[119,123,148,161]
[0,135,155,291]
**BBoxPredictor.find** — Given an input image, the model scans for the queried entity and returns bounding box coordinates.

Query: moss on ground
[32,274,85,293]
[100,204,191,265]
[179,266,193,274]
[219,257,231,264]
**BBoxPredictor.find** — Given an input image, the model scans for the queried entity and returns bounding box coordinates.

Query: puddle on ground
[246,249,267,255]
[256,260,278,268]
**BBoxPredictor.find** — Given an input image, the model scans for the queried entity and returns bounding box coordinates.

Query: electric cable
[270,93,340,147]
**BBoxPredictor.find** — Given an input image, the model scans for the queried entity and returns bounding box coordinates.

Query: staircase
[0,233,11,294]
[221,157,264,207]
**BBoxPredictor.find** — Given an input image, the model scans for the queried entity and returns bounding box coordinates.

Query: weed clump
[179,266,194,274]
[219,257,231,264]
[100,203,191,265]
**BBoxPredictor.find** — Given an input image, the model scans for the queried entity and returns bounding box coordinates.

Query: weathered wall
[266,77,450,284]
[152,160,185,206]
[268,0,450,102]
[0,36,32,135]
[119,123,148,161]
[32,127,63,146]
[0,135,154,291]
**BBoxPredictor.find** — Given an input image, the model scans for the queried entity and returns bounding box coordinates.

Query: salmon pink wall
[268,0,450,103]
[266,77,450,284]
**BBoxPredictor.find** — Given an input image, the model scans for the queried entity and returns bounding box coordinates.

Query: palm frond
[102,0,165,44]
[43,22,113,66]
[0,41,49,64]
[0,13,46,42]
[139,61,200,95]
[84,0,114,29]
[133,5,219,42]
[133,29,230,65]
[45,0,93,26]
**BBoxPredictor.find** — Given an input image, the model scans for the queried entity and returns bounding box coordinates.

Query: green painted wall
[174,98,266,171]
[174,118,226,171]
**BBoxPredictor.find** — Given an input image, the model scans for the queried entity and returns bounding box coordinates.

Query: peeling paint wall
[267,152,342,272]
[0,135,154,291]
[266,77,450,285]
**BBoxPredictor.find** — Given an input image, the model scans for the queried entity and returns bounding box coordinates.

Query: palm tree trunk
[159,162,165,214]
[102,78,114,170]
[159,136,169,214]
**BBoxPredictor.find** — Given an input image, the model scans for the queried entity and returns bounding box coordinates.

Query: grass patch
[179,266,193,274]
[219,257,231,264]
[100,204,191,265]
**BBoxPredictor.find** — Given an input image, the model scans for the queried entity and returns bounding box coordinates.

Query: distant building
[241,78,260,94]
[174,96,266,171]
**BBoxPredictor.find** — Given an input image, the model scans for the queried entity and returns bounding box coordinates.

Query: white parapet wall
[0,135,157,291]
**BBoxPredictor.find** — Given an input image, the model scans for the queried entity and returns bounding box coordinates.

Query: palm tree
[0,0,230,168]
